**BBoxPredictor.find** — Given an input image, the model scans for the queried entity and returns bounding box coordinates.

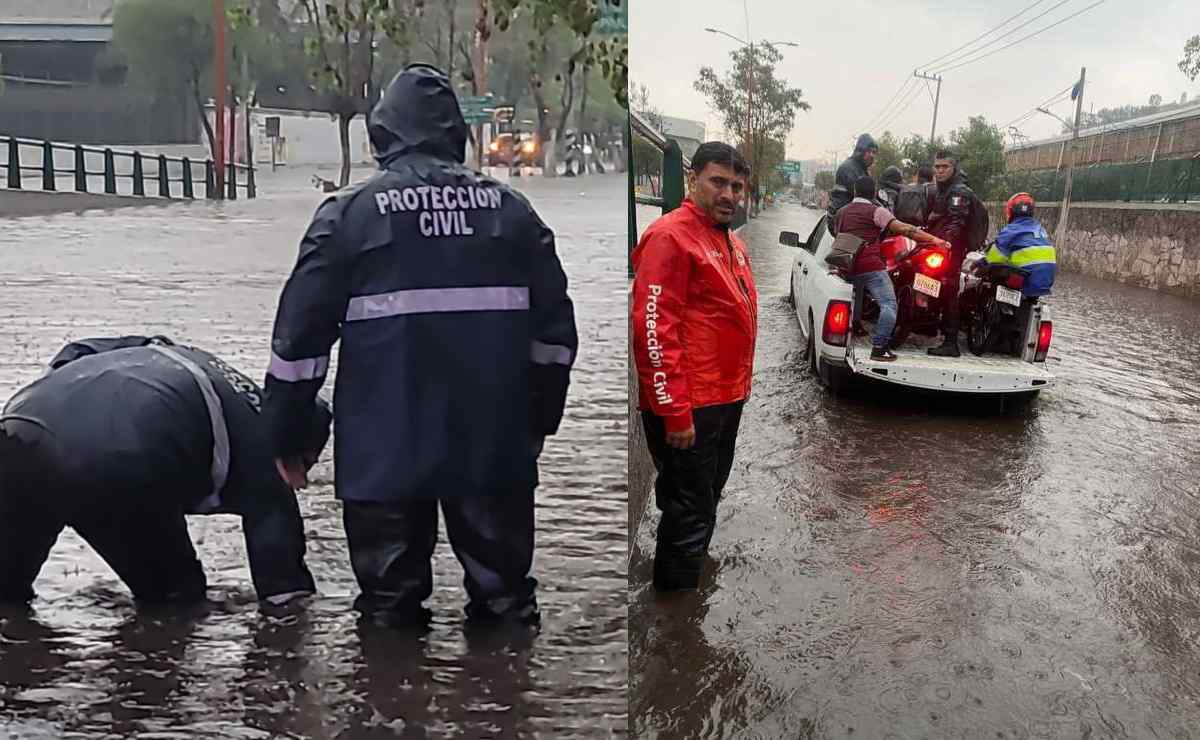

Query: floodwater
[0,168,627,738]
[630,202,1200,738]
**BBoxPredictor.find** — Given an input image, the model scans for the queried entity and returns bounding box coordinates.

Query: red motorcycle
[874,235,952,346]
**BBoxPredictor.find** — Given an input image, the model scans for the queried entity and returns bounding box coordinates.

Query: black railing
[2,135,256,200]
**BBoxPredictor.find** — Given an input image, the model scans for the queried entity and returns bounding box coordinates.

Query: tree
[694,43,809,210]
[1149,93,1163,108]
[872,131,904,180]
[1182,34,1200,81]
[947,116,1006,201]
[495,0,628,110]
[630,81,663,192]
[631,82,663,131]
[112,0,217,156]
[814,170,835,191]
[293,0,418,187]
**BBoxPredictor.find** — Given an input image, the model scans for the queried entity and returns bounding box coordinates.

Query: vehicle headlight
[522,142,535,153]
[583,145,593,154]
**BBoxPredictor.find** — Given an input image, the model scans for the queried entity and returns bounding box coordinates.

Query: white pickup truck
[781,216,1055,400]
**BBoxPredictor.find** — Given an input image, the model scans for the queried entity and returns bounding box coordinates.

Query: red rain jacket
[631,199,758,433]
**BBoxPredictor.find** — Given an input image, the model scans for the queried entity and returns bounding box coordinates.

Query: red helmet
[1005,192,1035,222]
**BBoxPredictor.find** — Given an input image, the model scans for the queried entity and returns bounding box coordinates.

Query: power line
[861,77,917,134]
[925,0,1075,74]
[915,0,1050,71]
[933,0,1107,75]
[877,84,926,134]
[1004,84,1074,128]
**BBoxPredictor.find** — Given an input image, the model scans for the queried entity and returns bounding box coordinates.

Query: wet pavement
[0,168,627,738]
[630,202,1200,738]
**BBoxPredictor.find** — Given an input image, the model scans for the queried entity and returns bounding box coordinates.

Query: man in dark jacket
[0,335,331,606]
[828,133,879,229]
[925,150,979,357]
[878,165,904,210]
[262,64,577,629]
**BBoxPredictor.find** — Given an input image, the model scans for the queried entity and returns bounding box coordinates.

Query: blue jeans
[852,271,898,349]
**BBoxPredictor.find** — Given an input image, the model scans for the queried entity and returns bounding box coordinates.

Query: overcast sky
[630,0,1200,164]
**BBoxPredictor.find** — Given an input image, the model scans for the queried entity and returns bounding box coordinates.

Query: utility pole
[914,70,943,147]
[746,40,754,217]
[1057,66,1086,246]
[213,0,227,199]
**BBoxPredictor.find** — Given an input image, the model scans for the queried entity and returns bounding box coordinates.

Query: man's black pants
[342,485,538,624]
[642,402,744,591]
[939,253,966,337]
[0,417,313,604]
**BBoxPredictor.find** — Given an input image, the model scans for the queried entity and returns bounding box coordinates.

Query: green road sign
[459,94,495,106]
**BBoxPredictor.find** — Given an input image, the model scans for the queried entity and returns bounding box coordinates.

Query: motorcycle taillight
[1006,273,1025,289]
[923,252,946,272]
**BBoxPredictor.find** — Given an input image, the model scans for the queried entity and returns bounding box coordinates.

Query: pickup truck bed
[847,331,1055,393]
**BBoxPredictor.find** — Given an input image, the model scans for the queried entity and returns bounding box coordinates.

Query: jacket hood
[368,64,469,165]
[881,165,903,187]
[853,133,878,154]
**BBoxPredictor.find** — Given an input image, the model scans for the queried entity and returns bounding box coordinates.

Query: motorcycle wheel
[967,294,1000,356]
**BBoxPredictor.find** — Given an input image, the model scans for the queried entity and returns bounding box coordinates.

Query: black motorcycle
[962,255,1035,357]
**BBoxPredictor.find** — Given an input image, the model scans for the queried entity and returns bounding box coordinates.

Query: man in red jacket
[631,142,758,591]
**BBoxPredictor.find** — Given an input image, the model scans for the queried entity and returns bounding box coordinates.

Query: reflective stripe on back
[148,345,229,512]
[345,286,530,322]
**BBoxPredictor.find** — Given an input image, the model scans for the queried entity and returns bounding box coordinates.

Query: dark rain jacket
[926,170,976,258]
[262,64,577,503]
[1,335,331,513]
[828,154,870,222]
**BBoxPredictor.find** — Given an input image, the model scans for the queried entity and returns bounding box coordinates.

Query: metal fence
[1005,157,1200,204]
[2,135,256,200]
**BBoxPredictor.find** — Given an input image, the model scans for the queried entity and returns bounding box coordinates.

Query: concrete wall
[986,201,1200,299]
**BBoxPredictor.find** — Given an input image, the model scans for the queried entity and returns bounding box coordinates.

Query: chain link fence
[1005,112,1200,204]
[1002,157,1200,204]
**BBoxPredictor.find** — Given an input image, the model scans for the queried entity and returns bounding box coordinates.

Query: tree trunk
[579,65,588,131]
[192,76,217,158]
[530,73,548,142]
[472,0,490,170]
[447,0,456,83]
[556,64,575,137]
[338,112,353,187]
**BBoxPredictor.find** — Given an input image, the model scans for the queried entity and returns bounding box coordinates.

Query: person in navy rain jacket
[262,64,577,630]
[0,335,330,607]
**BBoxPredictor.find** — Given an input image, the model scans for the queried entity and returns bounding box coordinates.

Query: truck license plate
[996,285,1022,307]
[914,273,941,298]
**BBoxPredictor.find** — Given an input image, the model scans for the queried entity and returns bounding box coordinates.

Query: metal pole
[1056,67,1085,245]
[746,41,754,218]
[930,76,941,144]
[213,0,227,199]
[913,71,943,148]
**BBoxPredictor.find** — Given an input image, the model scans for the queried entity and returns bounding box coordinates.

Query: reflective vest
[986,217,1057,297]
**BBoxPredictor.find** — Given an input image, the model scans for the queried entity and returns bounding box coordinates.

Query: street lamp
[705,27,797,215]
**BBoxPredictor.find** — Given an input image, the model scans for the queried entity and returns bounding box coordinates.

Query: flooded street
[630,202,1200,738]
[0,169,627,738]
